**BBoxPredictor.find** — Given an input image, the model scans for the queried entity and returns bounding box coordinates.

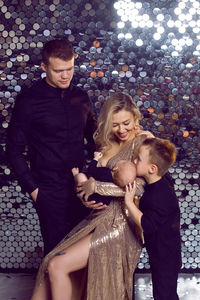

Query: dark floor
[0,273,199,300]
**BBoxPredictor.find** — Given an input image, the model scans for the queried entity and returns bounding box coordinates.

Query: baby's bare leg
[71,167,79,176]
[72,168,88,184]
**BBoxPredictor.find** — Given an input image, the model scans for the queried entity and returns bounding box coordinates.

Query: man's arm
[84,96,97,160]
[6,92,38,195]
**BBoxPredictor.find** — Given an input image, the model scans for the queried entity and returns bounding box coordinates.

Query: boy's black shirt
[140,176,182,272]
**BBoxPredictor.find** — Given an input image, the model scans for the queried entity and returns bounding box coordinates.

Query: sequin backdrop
[0,0,200,272]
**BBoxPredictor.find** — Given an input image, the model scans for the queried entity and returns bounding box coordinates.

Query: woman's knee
[48,254,68,278]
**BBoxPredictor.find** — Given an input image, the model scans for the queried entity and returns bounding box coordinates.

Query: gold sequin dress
[33,137,144,300]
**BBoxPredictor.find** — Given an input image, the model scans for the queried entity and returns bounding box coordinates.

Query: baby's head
[112,160,136,188]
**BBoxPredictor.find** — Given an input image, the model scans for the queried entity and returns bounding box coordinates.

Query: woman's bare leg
[31,275,51,300]
[48,233,92,300]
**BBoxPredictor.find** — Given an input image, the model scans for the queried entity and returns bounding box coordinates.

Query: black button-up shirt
[7,79,96,194]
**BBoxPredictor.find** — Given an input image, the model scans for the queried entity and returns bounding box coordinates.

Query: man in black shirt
[7,39,96,255]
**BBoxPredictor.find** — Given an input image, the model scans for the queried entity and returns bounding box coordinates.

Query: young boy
[125,137,182,300]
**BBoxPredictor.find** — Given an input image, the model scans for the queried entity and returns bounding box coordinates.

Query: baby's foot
[72,167,79,176]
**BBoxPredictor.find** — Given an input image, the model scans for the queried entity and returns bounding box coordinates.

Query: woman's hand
[135,128,155,138]
[76,177,108,210]
[82,200,108,210]
[76,177,95,201]
[140,130,154,138]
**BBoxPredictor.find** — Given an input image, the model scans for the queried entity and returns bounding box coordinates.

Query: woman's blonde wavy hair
[94,92,142,151]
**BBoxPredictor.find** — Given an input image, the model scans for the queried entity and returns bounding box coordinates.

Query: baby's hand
[94,151,103,161]
[125,182,136,205]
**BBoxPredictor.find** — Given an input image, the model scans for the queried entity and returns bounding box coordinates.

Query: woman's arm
[76,176,145,210]
[76,180,122,210]
[95,177,145,197]
[95,180,125,197]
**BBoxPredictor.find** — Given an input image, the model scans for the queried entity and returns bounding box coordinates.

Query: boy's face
[134,145,151,178]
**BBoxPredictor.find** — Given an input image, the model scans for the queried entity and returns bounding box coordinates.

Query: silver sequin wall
[0,0,200,272]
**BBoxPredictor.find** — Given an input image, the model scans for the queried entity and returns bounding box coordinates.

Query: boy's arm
[124,183,143,231]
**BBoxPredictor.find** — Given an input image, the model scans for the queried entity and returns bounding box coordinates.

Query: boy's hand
[125,182,137,205]
[125,182,143,231]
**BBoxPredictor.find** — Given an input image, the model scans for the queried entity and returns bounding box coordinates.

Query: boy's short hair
[42,39,75,65]
[142,138,177,176]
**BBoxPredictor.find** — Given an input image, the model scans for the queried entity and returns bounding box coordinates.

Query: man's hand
[31,188,39,202]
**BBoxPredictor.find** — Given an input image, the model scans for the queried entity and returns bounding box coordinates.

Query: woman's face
[111,109,136,142]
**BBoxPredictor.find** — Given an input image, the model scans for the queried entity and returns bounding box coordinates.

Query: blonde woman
[31,92,153,300]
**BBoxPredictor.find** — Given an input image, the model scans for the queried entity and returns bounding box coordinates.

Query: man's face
[134,145,151,178]
[41,56,74,89]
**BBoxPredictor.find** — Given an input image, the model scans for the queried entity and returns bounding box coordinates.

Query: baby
[72,151,137,188]
[111,159,137,188]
